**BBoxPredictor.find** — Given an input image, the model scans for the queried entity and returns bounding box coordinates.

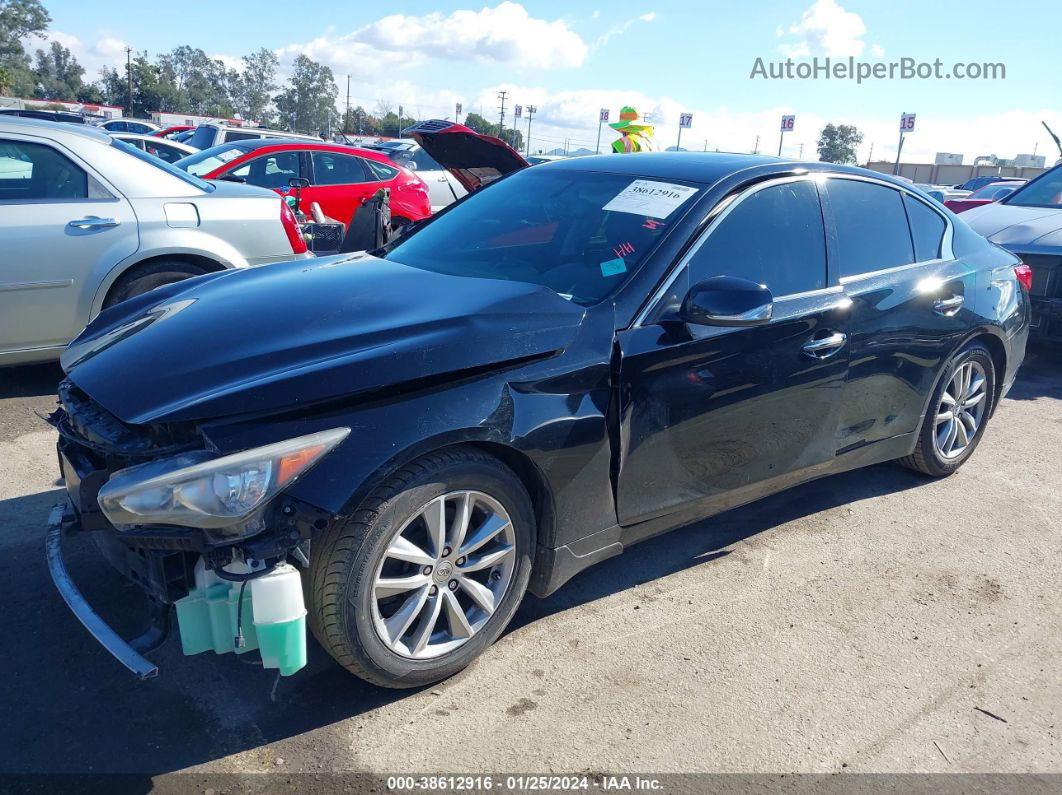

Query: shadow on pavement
[1006,343,1062,402]
[0,362,64,401]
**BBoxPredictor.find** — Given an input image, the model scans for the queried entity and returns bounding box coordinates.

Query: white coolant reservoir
[249,563,308,676]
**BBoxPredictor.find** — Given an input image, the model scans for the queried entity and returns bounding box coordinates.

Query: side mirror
[681,276,773,327]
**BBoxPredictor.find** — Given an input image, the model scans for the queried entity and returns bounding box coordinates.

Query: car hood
[61,254,585,425]
[961,203,1062,245]
[404,120,528,192]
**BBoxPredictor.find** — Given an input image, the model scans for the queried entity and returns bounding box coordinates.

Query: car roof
[112,132,196,148]
[0,115,113,142]
[538,151,876,184]
[202,139,398,166]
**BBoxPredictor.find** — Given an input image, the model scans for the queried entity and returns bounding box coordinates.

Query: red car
[174,140,432,227]
[945,181,1026,214]
[154,125,195,139]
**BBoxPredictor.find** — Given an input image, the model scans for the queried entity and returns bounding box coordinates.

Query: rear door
[825,177,967,450]
[0,134,138,355]
[306,150,379,222]
[616,177,852,526]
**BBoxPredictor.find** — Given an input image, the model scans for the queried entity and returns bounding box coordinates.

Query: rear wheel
[899,342,996,477]
[307,447,534,688]
[103,260,208,309]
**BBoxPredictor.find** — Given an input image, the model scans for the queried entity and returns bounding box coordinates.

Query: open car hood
[61,253,584,425]
[405,120,528,192]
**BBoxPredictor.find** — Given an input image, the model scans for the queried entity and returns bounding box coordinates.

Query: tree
[817,123,864,164]
[157,46,232,116]
[33,41,84,101]
[274,54,338,134]
[0,0,49,96]
[235,48,277,124]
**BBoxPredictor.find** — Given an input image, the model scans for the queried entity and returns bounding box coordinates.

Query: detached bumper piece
[45,505,159,680]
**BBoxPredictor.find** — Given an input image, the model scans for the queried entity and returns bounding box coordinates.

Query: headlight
[97,428,350,530]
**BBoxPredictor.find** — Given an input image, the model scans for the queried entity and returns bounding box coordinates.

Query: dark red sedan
[175,140,431,227]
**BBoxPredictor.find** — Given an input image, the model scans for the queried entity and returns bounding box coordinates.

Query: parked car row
[0,117,311,366]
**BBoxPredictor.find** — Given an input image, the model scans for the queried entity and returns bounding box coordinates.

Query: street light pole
[125,47,133,117]
[525,105,536,155]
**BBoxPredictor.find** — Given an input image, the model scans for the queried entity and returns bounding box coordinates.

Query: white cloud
[594,11,657,48]
[778,0,883,58]
[278,2,587,78]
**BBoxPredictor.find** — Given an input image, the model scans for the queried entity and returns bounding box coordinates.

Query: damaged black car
[50,129,1030,688]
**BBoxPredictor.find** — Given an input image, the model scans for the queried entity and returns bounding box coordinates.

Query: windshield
[109,138,213,191]
[1006,167,1062,208]
[381,168,703,305]
[970,183,1020,200]
[174,143,253,176]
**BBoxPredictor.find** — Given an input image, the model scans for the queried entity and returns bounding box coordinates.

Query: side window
[311,152,370,185]
[224,130,262,143]
[826,179,914,277]
[410,148,442,171]
[903,194,946,261]
[227,152,300,190]
[145,142,185,164]
[364,158,399,181]
[687,180,827,297]
[0,139,88,201]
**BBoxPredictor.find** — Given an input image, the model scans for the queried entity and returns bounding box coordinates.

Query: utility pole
[125,47,133,117]
[703,139,708,152]
[497,90,508,146]
[798,142,804,159]
[867,141,874,166]
[525,105,536,155]
[753,135,760,154]
[345,75,351,132]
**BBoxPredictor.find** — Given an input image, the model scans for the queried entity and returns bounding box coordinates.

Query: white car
[98,118,161,135]
[108,132,198,163]
[0,117,312,366]
[364,140,467,211]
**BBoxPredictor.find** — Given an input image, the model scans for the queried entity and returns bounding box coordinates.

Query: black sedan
[50,151,1029,688]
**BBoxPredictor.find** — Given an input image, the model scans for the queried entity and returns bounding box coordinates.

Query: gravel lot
[2,347,1061,783]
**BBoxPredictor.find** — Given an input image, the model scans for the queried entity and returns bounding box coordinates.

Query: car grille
[1020,254,1061,299]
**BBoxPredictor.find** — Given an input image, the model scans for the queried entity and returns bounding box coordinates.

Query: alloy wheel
[370,491,517,659]
[934,360,988,459]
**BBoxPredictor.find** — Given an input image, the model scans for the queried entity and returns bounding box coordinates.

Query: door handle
[933,294,964,316]
[802,331,847,358]
[68,217,119,230]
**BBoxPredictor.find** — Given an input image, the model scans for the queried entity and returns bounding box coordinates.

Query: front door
[0,135,138,356]
[616,177,851,526]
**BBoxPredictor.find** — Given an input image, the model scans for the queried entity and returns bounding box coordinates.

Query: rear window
[1006,167,1062,208]
[903,194,946,261]
[186,126,220,150]
[111,138,213,191]
[175,143,253,177]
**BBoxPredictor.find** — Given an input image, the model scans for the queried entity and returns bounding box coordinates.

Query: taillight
[280,200,308,255]
[1014,262,1033,291]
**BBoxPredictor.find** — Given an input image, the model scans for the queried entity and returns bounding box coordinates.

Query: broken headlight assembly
[97,428,350,537]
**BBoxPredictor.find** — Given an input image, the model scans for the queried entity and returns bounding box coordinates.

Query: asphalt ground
[2,346,1060,787]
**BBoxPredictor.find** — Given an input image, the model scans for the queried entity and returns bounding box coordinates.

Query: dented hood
[62,254,584,424]
[405,120,528,192]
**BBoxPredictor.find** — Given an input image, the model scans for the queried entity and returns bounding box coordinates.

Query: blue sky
[34,0,1062,163]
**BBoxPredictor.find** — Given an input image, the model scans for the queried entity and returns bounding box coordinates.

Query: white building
[1010,153,1046,168]
[934,152,963,165]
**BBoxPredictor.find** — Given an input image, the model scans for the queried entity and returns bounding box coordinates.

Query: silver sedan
[0,117,311,366]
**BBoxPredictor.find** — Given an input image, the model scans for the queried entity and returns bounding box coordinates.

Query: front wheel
[899,342,996,477]
[307,448,534,688]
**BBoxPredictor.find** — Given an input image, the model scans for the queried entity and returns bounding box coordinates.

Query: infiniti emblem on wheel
[434,561,454,582]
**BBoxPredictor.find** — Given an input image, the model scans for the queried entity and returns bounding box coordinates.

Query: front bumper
[45,503,159,680]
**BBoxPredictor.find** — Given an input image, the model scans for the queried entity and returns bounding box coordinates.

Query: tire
[103,260,208,309]
[898,342,996,477]
[307,447,534,688]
